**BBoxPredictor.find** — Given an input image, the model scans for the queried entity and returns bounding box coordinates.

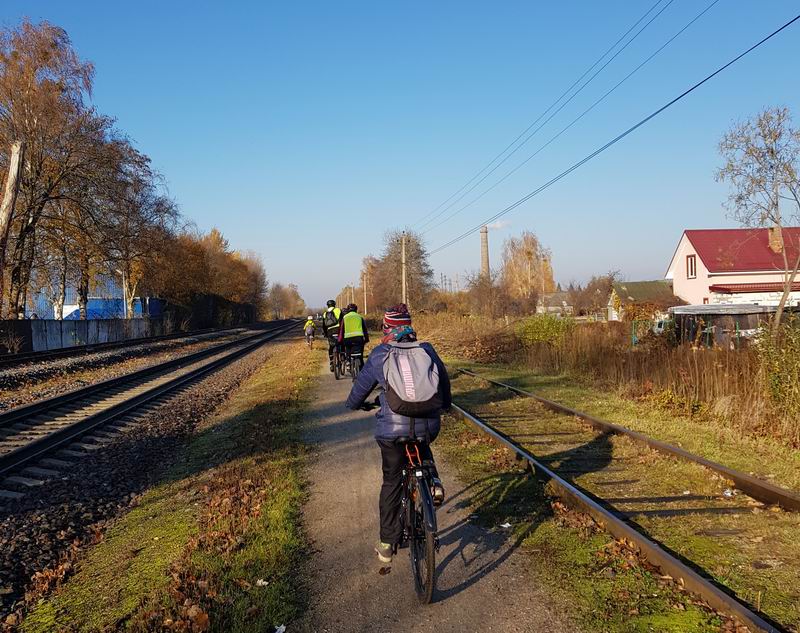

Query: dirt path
[299,361,577,633]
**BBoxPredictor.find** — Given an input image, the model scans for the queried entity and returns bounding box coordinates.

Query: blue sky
[2,1,799,305]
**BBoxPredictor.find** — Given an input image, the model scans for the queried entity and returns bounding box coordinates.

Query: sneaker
[431,478,445,506]
[375,541,393,563]
[329,362,334,372]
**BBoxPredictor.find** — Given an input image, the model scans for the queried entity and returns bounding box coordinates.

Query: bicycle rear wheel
[333,349,342,380]
[409,480,436,603]
[351,356,362,381]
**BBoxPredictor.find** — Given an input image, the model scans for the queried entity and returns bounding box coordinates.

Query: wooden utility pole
[0,141,25,317]
[401,231,408,305]
[362,269,368,315]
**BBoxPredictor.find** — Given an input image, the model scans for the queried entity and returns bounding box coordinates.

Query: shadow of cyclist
[432,431,613,602]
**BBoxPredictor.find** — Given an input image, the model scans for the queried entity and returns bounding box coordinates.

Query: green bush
[757,318,800,438]
[515,314,575,346]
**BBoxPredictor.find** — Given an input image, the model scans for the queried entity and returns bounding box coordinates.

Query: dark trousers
[327,337,338,363]
[377,439,438,545]
[344,337,365,363]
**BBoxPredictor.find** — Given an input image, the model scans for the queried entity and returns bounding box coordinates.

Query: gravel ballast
[0,337,286,625]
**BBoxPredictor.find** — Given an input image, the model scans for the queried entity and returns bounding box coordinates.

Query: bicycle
[332,342,347,380]
[398,434,439,603]
[358,404,439,602]
[346,345,364,382]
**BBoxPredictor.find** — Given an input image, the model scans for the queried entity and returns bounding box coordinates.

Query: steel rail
[0,324,255,369]
[0,321,291,429]
[457,368,800,512]
[0,321,298,477]
[452,403,783,633]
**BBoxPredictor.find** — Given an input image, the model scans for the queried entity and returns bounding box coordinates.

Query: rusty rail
[457,368,800,513]
[452,403,783,633]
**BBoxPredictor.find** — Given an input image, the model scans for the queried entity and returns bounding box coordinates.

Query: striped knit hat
[383,304,412,331]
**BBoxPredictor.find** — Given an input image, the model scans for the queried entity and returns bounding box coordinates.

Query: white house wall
[710,290,800,306]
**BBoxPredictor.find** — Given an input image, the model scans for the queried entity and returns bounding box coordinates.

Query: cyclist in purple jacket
[346,304,451,563]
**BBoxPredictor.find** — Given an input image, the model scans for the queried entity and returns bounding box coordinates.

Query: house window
[686,255,697,279]
[703,297,709,305]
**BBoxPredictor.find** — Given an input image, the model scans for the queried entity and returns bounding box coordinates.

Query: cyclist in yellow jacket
[338,303,369,372]
[303,316,316,347]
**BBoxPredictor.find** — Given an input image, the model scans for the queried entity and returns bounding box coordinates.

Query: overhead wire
[418,0,677,232]
[428,13,800,256]
[421,0,721,236]
[413,0,671,229]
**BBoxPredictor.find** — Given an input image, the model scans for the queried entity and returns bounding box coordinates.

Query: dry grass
[414,315,798,445]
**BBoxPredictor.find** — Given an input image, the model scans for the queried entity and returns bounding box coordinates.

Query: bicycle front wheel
[409,481,436,604]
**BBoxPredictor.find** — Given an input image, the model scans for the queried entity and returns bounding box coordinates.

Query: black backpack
[323,309,339,330]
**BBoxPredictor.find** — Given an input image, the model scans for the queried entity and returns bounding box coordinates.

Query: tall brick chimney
[768,225,784,254]
[480,226,489,279]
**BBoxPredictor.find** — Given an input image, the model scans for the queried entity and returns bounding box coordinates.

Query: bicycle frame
[399,442,439,543]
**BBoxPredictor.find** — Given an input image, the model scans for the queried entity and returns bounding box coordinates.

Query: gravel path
[299,362,577,633]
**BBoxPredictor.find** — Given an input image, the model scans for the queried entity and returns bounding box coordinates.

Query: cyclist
[303,315,316,347]
[321,299,342,372]
[345,304,450,564]
[338,303,369,372]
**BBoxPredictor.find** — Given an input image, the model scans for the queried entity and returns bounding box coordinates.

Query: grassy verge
[21,339,326,633]
[437,415,729,633]
[449,372,800,629]
[448,361,800,492]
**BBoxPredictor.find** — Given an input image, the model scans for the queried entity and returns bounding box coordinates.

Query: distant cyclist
[345,304,450,564]
[303,315,316,348]
[322,299,342,372]
[338,303,369,372]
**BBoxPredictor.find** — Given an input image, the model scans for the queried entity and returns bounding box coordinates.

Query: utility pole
[401,231,408,305]
[362,269,368,315]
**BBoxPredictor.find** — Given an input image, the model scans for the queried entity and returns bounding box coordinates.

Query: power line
[422,0,721,236]
[419,0,674,228]
[414,0,671,229]
[429,12,800,256]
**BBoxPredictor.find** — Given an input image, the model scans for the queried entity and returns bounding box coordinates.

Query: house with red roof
[665,227,800,306]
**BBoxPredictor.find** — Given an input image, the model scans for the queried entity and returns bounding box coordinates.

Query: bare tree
[717,107,800,335]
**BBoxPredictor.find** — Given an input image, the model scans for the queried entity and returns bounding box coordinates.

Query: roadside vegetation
[412,313,800,447]
[20,339,324,632]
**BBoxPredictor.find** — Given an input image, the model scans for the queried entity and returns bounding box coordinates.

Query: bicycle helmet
[347,303,357,312]
[307,315,313,320]
[326,299,336,308]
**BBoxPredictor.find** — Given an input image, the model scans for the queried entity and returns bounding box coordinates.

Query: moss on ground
[22,338,325,632]
[437,414,730,633]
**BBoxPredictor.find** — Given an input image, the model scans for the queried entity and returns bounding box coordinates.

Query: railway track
[0,324,250,369]
[0,320,297,503]
[452,369,800,633]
